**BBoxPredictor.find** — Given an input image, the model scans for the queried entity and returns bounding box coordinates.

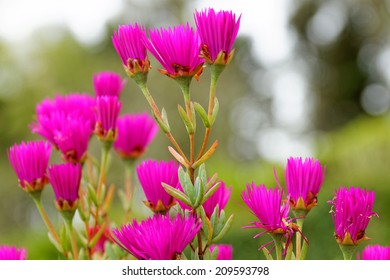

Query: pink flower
[48,163,82,211]
[95,96,122,141]
[54,117,93,163]
[8,140,51,192]
[242,183,295,251]
[194,8,241,64]
[32,94,96,139]
[112,214,201,260]
[329,186,377,245]
[359,245,390,260]
[31,94,95,162]
[114,113,158,160]
[136,160,180,214]
[146,23,204,79]
[285,157,325,211]
[93,71,126,97]
[210,244,233,260]
[176,179,232,218]
[0,245,27,260]
[112,24,150,76]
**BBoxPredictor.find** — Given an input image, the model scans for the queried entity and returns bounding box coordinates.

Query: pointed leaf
[178,104,195,135]
[211,97,219,125]
[178,167,194,203]
[194,102,210,128]
[162,182,192,207]
[152,110,170,133]
[161,108,170,131]
[168,146,189,168]
[201,182,221,205]
[212,214,234,243]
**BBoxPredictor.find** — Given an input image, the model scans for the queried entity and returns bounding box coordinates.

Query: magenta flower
[136,160,180,214]
[285,157,325,211]
[114,113,158,160]
[146,23,204,79]
[194,8,241,64]
[112,214,201,260]
[242,183,295,251]
[93,71,126,97]
[54,117,93,163]
[176,179,232,218]
[329,186,377,245]
[112,24,150,76]
[32,93,96,139]
[8,140,51,192]
[0,245,27,260]
[210,244,233,260]
[95,96,122,142]
[48,163,82,211]
[359,245,390,260]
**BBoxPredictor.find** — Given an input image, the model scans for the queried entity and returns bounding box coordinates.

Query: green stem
[30,192,61,247]
[196,64,223,160]
[64,218,79,260]
[296,218,304,259]
[137,82,189,164]
[271,234,284,260]
[123,159,135,223]
[96,141,111,199]
[339,244,357,260]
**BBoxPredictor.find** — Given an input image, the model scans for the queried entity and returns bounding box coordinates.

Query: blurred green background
[1,0,390,260]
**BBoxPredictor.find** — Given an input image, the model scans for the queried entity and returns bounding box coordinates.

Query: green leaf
[152,110,170,133]
[161,108,170,131]
[210,205,220,236]
[201,182,221,204]
[212,214,234,243]
[88,183,98,206]
[162,182,192,207]
[190,102,196,132]
[178,167,194,203]
[211,97,219,125]
[178,104,195,135]
[193,177,205,208]
[194,102,210,128]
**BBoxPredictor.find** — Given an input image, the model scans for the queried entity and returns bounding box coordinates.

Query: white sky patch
[0,0,122,44]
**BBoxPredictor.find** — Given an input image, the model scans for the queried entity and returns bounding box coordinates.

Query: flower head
[242,183,291,235]
[146,23,204,79]
[48,163,82,211]
[93,71,126,97]
[359,245,390,260]
[31,93,96,142]
[8,140,51,192]
[329,186,377,246]
[112,214,201,260]
[0,245,27,260]
[242,183,297,253]
[285,157,325,212]
[112,24,150,77]
[210,244,233,260]
[114,113,158,160]
[95,96,122,142]
[54,117,93,163]
[194,8,241,65]
[136,160,180,214]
